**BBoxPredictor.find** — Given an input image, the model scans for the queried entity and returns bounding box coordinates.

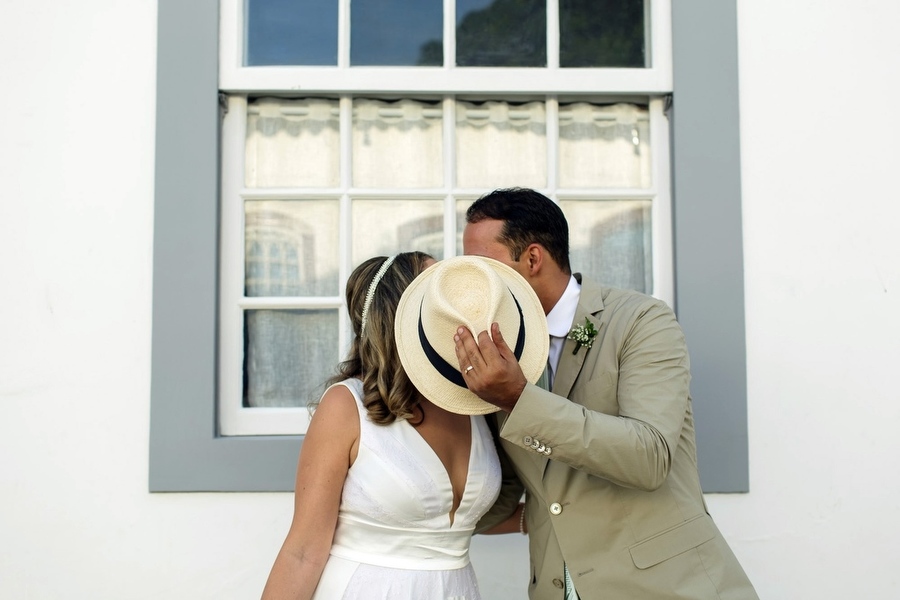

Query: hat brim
[395,256,549,415]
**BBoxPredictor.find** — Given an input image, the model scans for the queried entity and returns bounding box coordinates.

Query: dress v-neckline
[403,415,475,527]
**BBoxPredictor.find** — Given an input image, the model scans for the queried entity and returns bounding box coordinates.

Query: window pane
[353,99,443,188]
[558,103,650,188]
[455,199,473,255]
[245,98,340,188]
[246,0,338,66]
[562,200,652,293]
[560,0,646,67]
[245,200,340,297]
[456,0,546,66]
[352,199,445,264]
[244,309,339,407]
[351,0,443,66]
[456,101,546,188]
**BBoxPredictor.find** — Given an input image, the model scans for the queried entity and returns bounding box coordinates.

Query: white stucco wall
[2,1,899,598]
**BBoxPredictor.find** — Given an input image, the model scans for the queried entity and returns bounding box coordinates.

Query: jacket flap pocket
[628,515,716,569]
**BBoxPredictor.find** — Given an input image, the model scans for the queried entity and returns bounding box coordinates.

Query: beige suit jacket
[479,275,757,599]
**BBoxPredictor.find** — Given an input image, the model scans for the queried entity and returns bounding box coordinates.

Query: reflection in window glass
[560,0,645,67]
[245,200,340,297]
[455,200,474,255]
[245,98,340,188]
[244,309,339,407]
[562,200,652,293]
[351,0,443,66]
[353,99,443,188]
[456,0,546,66]
[246,0,338,65]
[456,101,547,188]
[352,199,445,265]
[559,103,650,188]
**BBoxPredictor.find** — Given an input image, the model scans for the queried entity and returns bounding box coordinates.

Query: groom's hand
[454,322,527,413]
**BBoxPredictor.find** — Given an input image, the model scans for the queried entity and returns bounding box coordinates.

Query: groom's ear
[522,243,544,276]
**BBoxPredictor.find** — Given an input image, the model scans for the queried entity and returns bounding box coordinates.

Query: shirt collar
[546,275,581,338]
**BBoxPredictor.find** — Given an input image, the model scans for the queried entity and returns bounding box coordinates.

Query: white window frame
[218,0,674,436]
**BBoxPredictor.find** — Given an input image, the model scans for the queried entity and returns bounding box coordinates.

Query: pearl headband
[360,255,397,336]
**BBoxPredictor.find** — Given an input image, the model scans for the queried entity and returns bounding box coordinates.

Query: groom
[456,188,758,599]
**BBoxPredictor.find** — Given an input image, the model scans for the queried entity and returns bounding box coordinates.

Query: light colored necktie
[536,363,550,391]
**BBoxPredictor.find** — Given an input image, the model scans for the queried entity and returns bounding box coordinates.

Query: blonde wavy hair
[321,251,433,425]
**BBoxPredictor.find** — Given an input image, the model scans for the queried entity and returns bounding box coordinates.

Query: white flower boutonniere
[567,318,598,355]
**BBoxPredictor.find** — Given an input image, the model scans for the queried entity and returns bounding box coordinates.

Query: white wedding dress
[312,378,501,600]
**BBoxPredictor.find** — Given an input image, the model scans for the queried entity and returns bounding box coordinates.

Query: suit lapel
[537,276,605,480]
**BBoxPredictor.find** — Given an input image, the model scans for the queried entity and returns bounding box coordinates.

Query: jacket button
[523,436,533,446]
[549,502,562,515]
[531,439,541,449]
[553,578,564,589]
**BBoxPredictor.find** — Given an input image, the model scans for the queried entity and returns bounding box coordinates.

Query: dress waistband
[330,516,473,571]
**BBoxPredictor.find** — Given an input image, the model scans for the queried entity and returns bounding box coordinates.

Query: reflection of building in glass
[569,202,652,294]
[590,204,650,293]
[397,213,445,259]
[244,206,315,297]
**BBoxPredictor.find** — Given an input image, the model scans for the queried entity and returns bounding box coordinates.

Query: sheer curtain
[245,97,340,188]
[243,98,343,407]
[559,102,650,188]
[352,98,443,188]
[559,102,653,292]
[240,97,653,407]
[456,100,547,189]
[241,98,447,408]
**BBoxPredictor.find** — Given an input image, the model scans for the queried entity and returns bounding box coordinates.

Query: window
[150,0,748,492]
[218,0,674,436]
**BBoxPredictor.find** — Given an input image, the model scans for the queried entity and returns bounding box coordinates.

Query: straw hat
[395,255,549,415]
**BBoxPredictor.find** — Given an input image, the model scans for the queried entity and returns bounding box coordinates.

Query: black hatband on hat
[416,289,527,389]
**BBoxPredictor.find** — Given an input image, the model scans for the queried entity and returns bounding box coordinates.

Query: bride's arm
[261,386,360,600]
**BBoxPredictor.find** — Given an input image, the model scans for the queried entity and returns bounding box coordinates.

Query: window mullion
[547,0,560,69]
[338,0,350,68]
[546,96,559,191]
[444,0,456,68]
[443,95,456,260]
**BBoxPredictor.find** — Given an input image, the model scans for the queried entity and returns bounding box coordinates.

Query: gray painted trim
[149,0,300,491]
[150,0,748,492]
[670,0,749,492]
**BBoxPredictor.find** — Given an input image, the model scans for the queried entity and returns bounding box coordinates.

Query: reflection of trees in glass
[419,40,442,66]
[417,0,645,68]
[417,0,546,67]
[560,0,644,67]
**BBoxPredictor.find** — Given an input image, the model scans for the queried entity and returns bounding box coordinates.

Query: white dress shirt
[545,275,581,388]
